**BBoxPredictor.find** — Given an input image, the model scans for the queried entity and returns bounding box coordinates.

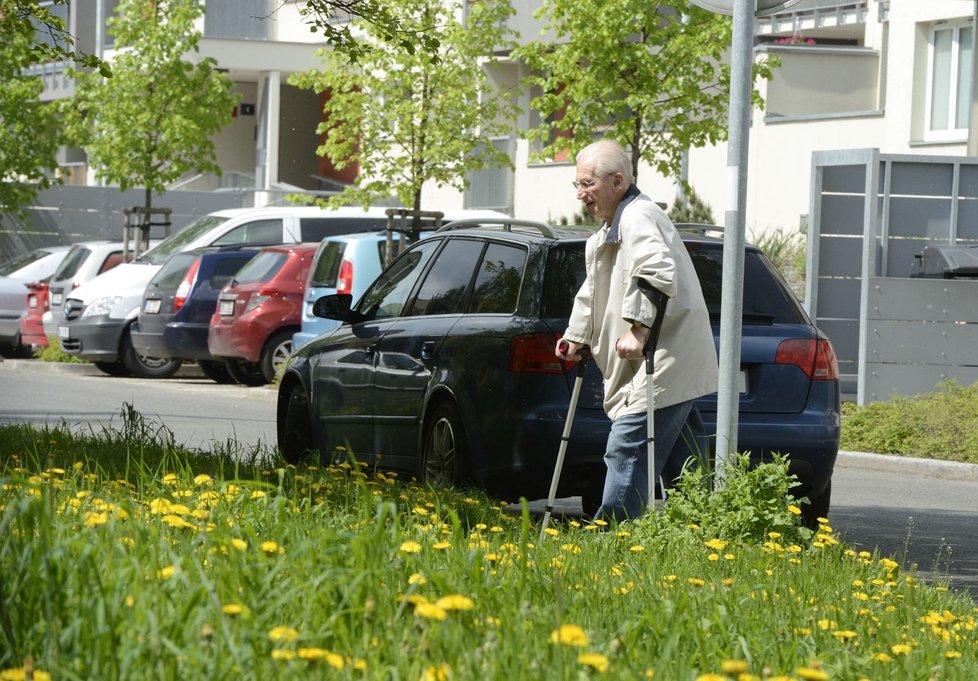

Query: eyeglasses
[572,175,607,191]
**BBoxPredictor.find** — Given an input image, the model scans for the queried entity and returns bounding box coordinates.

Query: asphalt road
[2,358,977,596]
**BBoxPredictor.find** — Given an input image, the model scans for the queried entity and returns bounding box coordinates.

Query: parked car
[0,246,71,357]
[131,246,260,384]
[19,281,51,350]
[43,240,151,340]
[277,219,840,528]
[58,206,395,378]
[293,209,509,352]
[208,243,319,386]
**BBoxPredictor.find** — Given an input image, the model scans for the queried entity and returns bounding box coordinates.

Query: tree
[0,0,112,217]
[515,0,777,183]
[61,0,239,214]
[299,0,441,64]
[289,0,520,215]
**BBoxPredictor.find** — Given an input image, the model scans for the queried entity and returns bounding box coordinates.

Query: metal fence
[807,148,978,405]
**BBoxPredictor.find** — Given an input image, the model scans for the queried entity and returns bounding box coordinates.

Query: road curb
[837,450,978,482]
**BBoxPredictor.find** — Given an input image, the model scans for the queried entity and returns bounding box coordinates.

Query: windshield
[51,246,92,281]
[140,215,230,265]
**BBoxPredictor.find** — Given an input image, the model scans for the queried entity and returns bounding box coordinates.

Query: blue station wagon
[277,219,840,527]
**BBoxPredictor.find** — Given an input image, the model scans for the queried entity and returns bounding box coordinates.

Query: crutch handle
[637,281,668,370]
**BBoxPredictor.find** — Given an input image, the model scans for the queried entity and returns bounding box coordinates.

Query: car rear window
[150,253,200,289]
[541,244,586,319]
[309,241,346,288]
[0,249,54,277]
[686,243,807,324]
[51,246,92,280]
[232,250,288,284]
[142,215,229,265]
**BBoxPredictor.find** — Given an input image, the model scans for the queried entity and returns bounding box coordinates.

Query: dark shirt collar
[604,183,641,244]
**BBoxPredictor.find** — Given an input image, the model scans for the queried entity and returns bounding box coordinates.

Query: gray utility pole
[690,0,801,478]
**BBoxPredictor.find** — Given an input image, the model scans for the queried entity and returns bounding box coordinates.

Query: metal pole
[714,0,753,479]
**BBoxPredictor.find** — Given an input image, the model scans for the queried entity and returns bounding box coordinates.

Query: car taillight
[509,333,575,374]
[775,338,839,380]
[173,257,201,312]
[337,258,353,295]
[244,290,276,314]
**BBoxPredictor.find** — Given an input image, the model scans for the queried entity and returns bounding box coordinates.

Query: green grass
[841,380,978,465]
[1,408,976,680]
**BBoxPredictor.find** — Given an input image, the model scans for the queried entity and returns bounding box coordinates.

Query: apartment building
[31,1,978,235]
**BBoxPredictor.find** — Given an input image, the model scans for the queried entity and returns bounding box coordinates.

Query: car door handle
[366,343,377,356]
[421,341,436,360]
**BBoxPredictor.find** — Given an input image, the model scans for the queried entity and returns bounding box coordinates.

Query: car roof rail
[675,222,724,237]
[436,218,558,239]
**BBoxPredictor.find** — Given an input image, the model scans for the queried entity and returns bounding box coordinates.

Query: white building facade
[34,1,978,236]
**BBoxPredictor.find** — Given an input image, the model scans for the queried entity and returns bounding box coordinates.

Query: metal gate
[807,148,978,405]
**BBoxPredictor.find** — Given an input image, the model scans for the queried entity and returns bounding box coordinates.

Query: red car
[19,281,50,350]
[208,243,317,386]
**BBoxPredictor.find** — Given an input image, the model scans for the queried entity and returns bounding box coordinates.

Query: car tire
[120,331,181,379]
[260,330,293,384]
[279,383,314,465]
[422,401,468,488]
[801,479,832,530]
[198,359,235,384]
[94,361,131,377]
[225,359,267,386]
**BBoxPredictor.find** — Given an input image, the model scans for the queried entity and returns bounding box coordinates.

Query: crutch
[637,280,668,511]
[539,342,589,540]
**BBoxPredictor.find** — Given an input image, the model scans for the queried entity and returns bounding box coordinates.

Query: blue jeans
[595,400,707,522]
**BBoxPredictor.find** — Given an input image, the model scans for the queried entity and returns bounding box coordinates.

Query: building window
[204,0,272,40]
[927,22,973,141]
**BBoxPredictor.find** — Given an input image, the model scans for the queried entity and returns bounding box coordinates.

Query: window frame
[925,21,974,142]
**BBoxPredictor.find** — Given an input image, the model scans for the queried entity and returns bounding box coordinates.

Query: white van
[58,206,400,378]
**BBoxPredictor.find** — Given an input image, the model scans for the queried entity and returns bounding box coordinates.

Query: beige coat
[564,187,719,420]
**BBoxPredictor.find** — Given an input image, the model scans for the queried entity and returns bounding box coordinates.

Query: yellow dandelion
[433,541,451,550]
[704,538,728,551]
[84,511,109,527]
[161,514,195,529]
[561,543,582,554]
[420,663,451,681]
[629,545,646,552]
[720,659,748,674]
[578,653,610,672]
[694,674,726,681]
[945,651,962,659]
[268,625,299,642]
[871,653,891,663]
[890,643,911,656]
[156,565,176,580]
[408,573,427,585]
[231,538,248,551]
[832,630,857,642]
[436,594,475,611]
[544,527,559,537]
[222,604,246,616]
[193,473,213,485]
[795,666,828,680]
[399,540,423,554]
[549,624,588,647]
[271,649,296,661]
[261,540,284,556]
[788,504,801,515]
[688,577,705,587]
[415,602,448,621]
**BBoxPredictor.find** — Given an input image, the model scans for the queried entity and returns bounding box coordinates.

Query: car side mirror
[313,293,354,321]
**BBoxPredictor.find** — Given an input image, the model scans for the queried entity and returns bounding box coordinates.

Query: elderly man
[556,140,718,522]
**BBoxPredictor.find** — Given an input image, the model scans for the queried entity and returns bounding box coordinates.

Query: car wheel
[225,359,267,386]
[279,383,314,465]
[422,401,468,488]
[94,361,131,377]
[120,331,181,379]
[198,359,235,384]
[260,330,293,384]
[801,479,832,530]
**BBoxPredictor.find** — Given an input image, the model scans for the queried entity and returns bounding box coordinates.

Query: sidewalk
[0,356,203,378]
